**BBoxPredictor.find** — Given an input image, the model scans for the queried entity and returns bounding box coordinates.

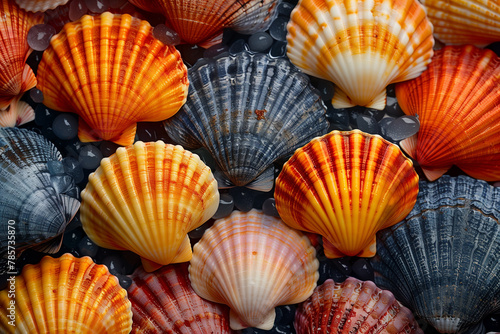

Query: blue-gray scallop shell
[0,127,80,261]
[164,51,329,192]
[373,175,500,334]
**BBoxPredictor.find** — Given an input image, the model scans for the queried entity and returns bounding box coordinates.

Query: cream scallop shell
[286,0,434,110]
[189,209,319,330]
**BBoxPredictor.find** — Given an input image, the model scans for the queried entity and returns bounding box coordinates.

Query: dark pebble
[177,44,206,67]
[262,198,280,217]
[27,24,56,52]
[78,144,103,170]
[229,39,249,55]
[248,32,274,53]
[356,113,380,135]
[153,24,181,46]
[212,193,235,219]
[188,220,214,239]
[269,41,287,58]
[484,314,500,332]
[50,174,75,194]
[99,140,121,157]
[121,251,142,275]
[278,2,295,16]
[69,0,88,21]
[35,105,59,127]
[47,160,65,175]
[275,305,296,326]
[192,147,217,171]
[230,187,258,212]
[52,113,79,141]
[317,258,347,284]
[116,274,133,289]
[331,257,352,276]
[63,138,83,159]
[62,227,85,249]
[486,41,500,57]
[351,257,374,281]
[269,16,289,42]
[26,50,44,75]
[385,115,420,141]
[203,43,230,59]
[327,107,350,128]
[101,255,125,275]
[29,88,44,103]
[378,117,394,138]
[108,0,127,8]
[136,121,171,143]
[85,0,109,13]
[386,84,396,98]
[78,236,99,258]
[384,96,405,117]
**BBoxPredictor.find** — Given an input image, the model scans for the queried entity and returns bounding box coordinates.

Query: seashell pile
[1,0,500,333]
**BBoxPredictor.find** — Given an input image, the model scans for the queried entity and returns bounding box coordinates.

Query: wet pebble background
[2,0,500,332]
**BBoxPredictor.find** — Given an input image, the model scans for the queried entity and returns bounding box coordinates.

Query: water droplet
[27,24,57,51]
[153,24,181,46]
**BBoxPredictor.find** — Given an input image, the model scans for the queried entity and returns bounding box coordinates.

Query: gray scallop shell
[0,127,80,259]
[164,51,329,192]
[373,175,500,334]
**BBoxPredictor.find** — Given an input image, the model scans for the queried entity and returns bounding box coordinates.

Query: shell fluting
[128,262,234,334]
[15,0,70,12]
[275,130,419,258]
[396,45,500,182]
[0,253,133,333]
[294,278,423,334]
[164,51,329,192]
[189,209,319,330]
[420,0,500,47]
[286,0,434,110]
[373,175,500,334]
[36,12,189,146]
[80,141,219,272]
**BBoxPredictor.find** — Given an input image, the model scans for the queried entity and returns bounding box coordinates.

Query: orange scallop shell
[395,45,500,181]
[36,12,189,146]
[0,253,132,333]
[128,0,279,48]
[421,0,500,47]
[0,0,42,111]
[274,130,419,258]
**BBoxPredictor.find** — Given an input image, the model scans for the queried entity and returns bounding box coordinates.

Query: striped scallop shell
[294,278,423,334]
[164,51,329,192]
[189,209,319,330]
[0,253,132,333]
[81,141,219,272]
[373,175,500,334]
[286,0,434,110]
[36,12,189,146]
[15,0,70,12]
[128,0,280,48]
[396,45,500,182]
[128,263,234,333]
[0,0,42,113]
[275,130,419,258]
[421,0,500,47]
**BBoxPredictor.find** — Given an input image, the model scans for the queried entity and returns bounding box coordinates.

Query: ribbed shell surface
[396,45,500,182]
[80,141,219,272]
[128,263,234,334]
[286,0,434,110]
[36,12,189,146]
[0,254,132,333]
[189,209,319,330]
[294,278,423,334]
[164,51,329,192]
[275,130,419,258]
[15,0,70,12]
[373,175,500,334]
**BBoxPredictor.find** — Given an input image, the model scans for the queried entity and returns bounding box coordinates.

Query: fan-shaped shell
[0,127,80,256]
[36,12,189,146]
[15,0,70,12]
[275,130,419,258]
[373,175,500,334]
[128,0,280,48]
[80,141,219,272]
[420,0,500,47]
[128,262,234,333]
[189,209,319,330]
[396,45,500,182]
[286,0,434,110]
[294,278,423,334]
[0,253,132,333]
[0,0,42,110]
[164,51,329,192]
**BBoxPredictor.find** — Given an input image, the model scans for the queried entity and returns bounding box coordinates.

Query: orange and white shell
[286,0,434,110]
[420,0,500,47]
[294,278,423,334]
[128,263,234,333]
[36,12,189,146]
[0,0,42,115]
[396,45,500,182]
[15,0,70,12]
[80,141,219,272]
[275,130,419,258]
[128,0,279,48]
[0,253,132,333]
[189,209,319,330]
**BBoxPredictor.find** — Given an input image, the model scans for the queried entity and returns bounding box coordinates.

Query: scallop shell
[128,262,234,333]
[0,0,42,110]
[0,253,132,333]
[0,97,35,127]
[420,0,500,47]
[294,278,423,334]
[373,175,500,334]
[396,45,500,182]
[128,0,280,48]
[164,51,329,192]
[286,0,434,110]
[80,141,219,272]
[36,12,189,146]
[15,0,70,12]
[189,209,319,330]
[0,127,80,257]
[275,130,419,258]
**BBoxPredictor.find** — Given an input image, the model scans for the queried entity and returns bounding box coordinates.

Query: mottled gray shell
[0,127,80,258]
[164,51,329,192]
[373,175,500,334]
